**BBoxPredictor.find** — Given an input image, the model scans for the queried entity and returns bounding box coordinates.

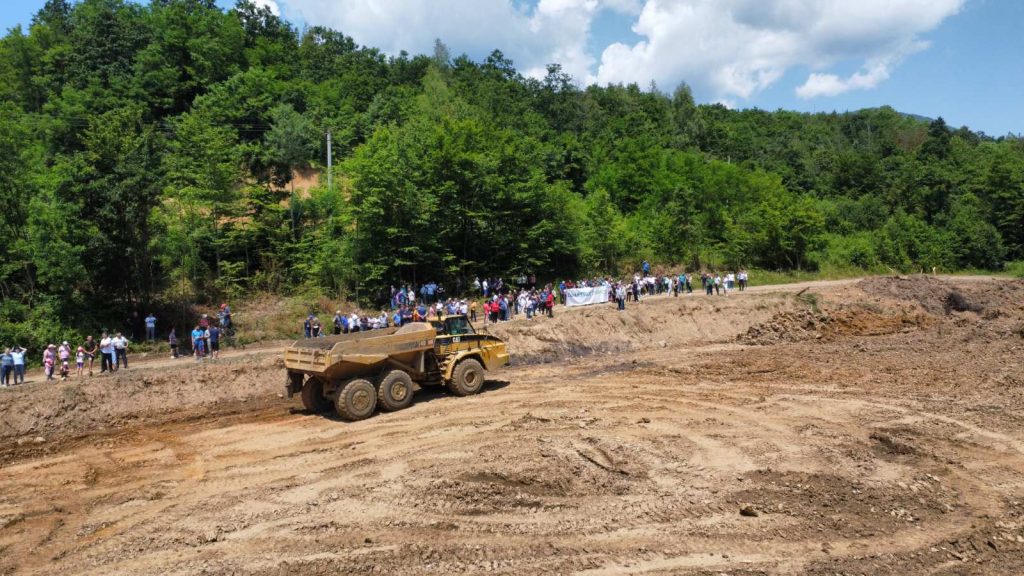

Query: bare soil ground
[2,275,1024,575]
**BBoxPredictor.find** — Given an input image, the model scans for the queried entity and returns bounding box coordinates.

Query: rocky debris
[738,309,831,345]
[944,290,983,314]
[739,504,760,517]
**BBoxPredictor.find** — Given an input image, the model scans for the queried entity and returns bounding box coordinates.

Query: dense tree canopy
[1,0,1022,343]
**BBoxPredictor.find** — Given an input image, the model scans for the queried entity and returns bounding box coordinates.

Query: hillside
[1,0,1023,345]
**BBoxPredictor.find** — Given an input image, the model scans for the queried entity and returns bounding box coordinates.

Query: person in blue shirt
[0,348,13,387]
[208,325,221,360]
[392,310,402,327]
[144,313,157,342]
[332,310,344,335]
[191,325,205,361]
[642,260,651,276]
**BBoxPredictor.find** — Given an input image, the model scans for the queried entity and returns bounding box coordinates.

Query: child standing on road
[58,341,72,380]
[76,346,85,377]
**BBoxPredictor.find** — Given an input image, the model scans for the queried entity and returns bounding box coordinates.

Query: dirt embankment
[0,291,800,448]
[489,291,795,363]
[4,276,1020,455]
[739,275,1024,345]
[0,355,287,456]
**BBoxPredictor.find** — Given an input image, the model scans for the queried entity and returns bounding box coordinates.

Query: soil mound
[0,354,285,448]
[858,275,1024,317]
[488,292,793,363]
[858,275,961,315]
[738,299,933,345]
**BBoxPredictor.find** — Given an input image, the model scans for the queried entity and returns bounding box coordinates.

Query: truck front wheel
[300,377,332,413]
[378,369,415,412]
[447,358,484,396]
[336,378,377,421]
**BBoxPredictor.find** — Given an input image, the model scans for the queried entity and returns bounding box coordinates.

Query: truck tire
[447,358,484,396]
[336,378,377,421]
[300,377,332,413]
[377,369,415,412]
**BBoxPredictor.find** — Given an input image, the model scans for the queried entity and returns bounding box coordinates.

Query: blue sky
[2,0,1020,136]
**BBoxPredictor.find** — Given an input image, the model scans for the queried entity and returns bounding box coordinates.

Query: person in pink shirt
[43,344,56,381]
[58,341,72,380]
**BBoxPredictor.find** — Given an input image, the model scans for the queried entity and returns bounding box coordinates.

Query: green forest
[2,0,1024,344]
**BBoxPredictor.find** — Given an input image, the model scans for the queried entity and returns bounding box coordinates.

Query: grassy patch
[747,266,868,286]
[796,291,821,313]
[1000,261,1024,278]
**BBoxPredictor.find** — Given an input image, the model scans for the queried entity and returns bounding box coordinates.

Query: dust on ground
[2,275,1024,575]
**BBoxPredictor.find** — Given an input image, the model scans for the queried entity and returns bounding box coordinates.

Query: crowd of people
[0,332,131,387]
[2,265,752,385]
[0,304,236,386]
[183,304,233,362]
[298,266,752,338]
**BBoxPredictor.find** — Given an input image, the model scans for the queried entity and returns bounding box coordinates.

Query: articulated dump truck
[284,315,510,421]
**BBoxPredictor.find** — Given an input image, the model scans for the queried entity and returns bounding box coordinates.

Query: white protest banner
[564,286,610,307]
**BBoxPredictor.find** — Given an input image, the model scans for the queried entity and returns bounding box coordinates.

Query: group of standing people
[0,332,130,387]
[186,305,231,362]
[482,287,556,323]
[699,270,749,295]
[0,346,27,387]
[298,266,753,336]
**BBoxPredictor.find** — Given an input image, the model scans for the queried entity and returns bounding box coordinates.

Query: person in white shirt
[113,333,130,369]
[10,346,26,384]
[99,333,114,373]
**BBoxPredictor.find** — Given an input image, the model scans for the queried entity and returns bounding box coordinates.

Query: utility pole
[326,130,332,193]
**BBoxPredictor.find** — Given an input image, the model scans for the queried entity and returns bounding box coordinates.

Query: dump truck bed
[284,323,437,380]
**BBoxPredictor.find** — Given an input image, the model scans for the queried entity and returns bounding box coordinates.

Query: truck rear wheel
[300,377,332,413]
[336,378,377,421]
[377,369,415,412]
[447,358,484,396]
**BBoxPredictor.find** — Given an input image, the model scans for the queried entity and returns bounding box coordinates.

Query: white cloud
[275,0,963,100]
[252,0,280,16]
[278,0,618,83]
[795,40,927,98]
[595,0,963,100]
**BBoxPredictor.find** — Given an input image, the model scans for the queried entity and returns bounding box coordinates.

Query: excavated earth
[2,276,1024,575]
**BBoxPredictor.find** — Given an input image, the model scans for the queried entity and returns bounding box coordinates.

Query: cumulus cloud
[252,0,280,16]
[277,0,635,83]
[274,0,963,100]
[596,0,964,100]
[795,41,926,99]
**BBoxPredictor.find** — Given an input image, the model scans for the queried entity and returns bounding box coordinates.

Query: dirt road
[2,275,1023,574]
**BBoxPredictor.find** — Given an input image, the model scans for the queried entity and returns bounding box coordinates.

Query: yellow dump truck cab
[430,315,511,379]
[284,316,509,422]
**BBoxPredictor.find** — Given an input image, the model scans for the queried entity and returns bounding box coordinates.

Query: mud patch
[734,469,958,539]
